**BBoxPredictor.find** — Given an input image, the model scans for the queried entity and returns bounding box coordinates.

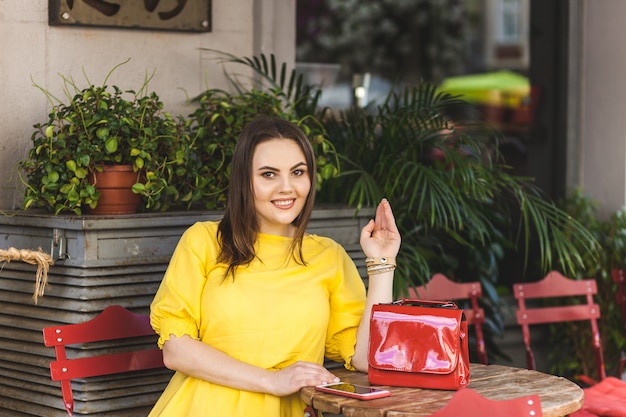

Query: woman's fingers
[270,361,339,395]
[360,199,401,258]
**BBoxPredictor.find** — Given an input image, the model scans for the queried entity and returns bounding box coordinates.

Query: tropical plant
[318,85,597,283]
[318,88,600,365]
[545,188,626,380]
[18,60,188,214]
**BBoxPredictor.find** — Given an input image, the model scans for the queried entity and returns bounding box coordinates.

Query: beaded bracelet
[367,265,396,275]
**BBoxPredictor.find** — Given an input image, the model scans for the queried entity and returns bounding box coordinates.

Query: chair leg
[525,346,536,370]
[474,324,488,365]
[61,380,74,416]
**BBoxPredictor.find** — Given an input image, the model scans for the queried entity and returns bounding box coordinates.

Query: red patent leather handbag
[368,299,470,390]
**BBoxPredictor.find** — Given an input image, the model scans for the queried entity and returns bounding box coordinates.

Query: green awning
[439,70,530,108]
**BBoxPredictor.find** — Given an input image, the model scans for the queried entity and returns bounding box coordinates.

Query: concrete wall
[579,1,626,218]
[0,0,295,210]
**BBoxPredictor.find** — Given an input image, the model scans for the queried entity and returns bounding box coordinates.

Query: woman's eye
[261,171,276,178]
[292,169,305,176]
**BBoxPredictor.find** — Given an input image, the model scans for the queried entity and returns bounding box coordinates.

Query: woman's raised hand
[359,198,401,260]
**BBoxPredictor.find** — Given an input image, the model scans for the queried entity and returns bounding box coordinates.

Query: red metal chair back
[409,273,488,364]
[428,388,542,417]
[42,305,165,416]
[513,271,605,382]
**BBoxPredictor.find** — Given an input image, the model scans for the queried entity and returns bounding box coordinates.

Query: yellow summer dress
[149,221,367,417]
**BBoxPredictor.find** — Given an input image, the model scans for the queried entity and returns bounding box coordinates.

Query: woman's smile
[273,198,296,208]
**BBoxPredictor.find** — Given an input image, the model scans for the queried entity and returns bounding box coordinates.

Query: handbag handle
[392,299,459,309]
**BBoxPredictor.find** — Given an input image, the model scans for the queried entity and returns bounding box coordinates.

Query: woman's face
[251,138,311,237]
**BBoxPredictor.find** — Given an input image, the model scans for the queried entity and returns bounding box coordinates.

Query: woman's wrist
[365,256,396,275]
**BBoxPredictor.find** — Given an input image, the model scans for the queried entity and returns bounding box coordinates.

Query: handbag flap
[369,300,464,375]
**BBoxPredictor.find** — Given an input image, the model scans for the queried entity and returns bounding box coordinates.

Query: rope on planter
[0,247,54,304]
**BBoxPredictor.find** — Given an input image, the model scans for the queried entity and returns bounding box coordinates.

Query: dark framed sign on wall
[49,0,211,32]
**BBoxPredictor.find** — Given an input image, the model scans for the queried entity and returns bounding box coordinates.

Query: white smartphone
[315,382,391,400]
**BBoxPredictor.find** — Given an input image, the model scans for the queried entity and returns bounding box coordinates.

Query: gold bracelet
[367,265,396,275]
[367,263,396,271]
[365,257,396,267]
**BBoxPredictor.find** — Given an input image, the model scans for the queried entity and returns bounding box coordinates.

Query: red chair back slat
[409,273,488,364]
[42,305,165,416]
[513,271,606,382]
[49,350,165,381]
[42,305,158,346]
[517,305,601,325]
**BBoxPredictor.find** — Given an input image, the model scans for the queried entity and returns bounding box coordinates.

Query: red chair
[569,376,626,417]
[42,305,165,416]
[428,388,542,417]
[409,273,488,364]
[513,271,606,383]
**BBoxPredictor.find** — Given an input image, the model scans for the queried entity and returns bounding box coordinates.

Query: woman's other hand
[268,361,339,396]
[359,198,401,259]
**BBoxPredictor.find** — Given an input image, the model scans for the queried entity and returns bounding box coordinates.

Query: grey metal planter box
[0,207,372,416]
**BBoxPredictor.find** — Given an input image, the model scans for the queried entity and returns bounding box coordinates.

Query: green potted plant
[18,60,186,215]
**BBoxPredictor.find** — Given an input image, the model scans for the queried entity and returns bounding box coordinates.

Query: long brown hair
[217,116,317,279]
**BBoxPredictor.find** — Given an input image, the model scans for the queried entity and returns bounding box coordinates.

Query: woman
[149,116,401,416]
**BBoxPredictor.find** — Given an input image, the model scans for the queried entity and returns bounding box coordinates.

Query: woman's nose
[278,176,294,192]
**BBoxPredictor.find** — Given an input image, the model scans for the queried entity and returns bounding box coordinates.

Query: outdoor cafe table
[300,364,584,417]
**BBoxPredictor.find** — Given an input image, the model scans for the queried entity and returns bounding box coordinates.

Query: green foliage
[17,54,339,215]
[317,84,598,289]
[19,60,187,214]
[313,83,599,363]
[546,189,626,380]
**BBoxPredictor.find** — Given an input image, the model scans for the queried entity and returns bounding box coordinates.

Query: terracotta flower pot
[86,165,142,215]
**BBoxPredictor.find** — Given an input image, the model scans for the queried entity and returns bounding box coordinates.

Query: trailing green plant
[18,60,188,214]
[545,188,626,380]
[17,54,339,215]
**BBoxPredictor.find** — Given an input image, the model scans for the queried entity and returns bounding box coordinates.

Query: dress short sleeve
[324,243,367,369]
[150,221,220,348]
